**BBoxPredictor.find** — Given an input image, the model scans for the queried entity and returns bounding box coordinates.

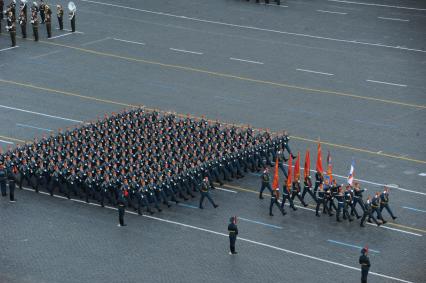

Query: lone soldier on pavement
[228,216,238,255]
[199,176,218,209]
[56,4,63,30]
[69,4,75,32]
[6,10,17,47]
[259,168,271,199]
[380,187,397,220]
[117,187,128,227]
[359,247,370,283]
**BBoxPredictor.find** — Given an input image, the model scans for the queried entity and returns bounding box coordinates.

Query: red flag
[286,155,293,191]
[272,157,279,190]
[294,152,300,181]
[316,141,323,174]
[304,150,310,179]
[326,151,333,182]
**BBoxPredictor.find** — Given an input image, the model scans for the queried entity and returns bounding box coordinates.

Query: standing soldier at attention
[259,168,271,199]
[6,10,16,47]
[56,4,63,30]
[18,8,26,38]
[380,187,397,220]
[44,3,51,38]
[228,216,238,255]
[38,0,45,23]
[117,187,128,227]
[199,176,218,209]
[69,2,75,32]
[359,247,370,283]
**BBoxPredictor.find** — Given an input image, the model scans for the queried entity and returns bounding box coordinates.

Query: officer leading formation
[1,0,77,46]
[0,108,291,226]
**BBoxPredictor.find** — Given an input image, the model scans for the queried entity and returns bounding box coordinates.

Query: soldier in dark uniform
[0,0,3,34]
[199,176,218,209]
[352,182,366,217]
[359,247,370,283]
[18,8,26,38]
[276,150,288,178]
[69,4,75,32]
[380,187,397,220]
[259,168,271,199]
[117,187,128,227]
[301,175,316,204]
[343,186,353,221]
[30,3,38,41]
[228,216,238,255]
[314,171,323,194]
[0,164,7,197]
[38,0,45,23]
[44,3,50,38]
[315,184,329,217]
[6,11,16,47]
[291,180,308,207]
[270,186,286,216]
[360,196,381,227]
[56,4,63,30]
[281,182,296,211]
[8,177,16,202]
[370,192,386,224]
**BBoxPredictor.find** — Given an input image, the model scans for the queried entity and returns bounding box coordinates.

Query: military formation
[259,157,398,228]
[1,0,76,47]
[0,108,291,224]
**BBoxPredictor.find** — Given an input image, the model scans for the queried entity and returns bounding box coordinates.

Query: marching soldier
[335,187,348,222]
[228,216,238,255]
[359,247,371,283]
[44,3,50,38]
[380,187,397,220]
[18,8,26,38]
[259,168,272,199]
[370,192,386,224]
[281,182,296,211]
[6,10,16,47]
[69,3,75,32]
[270,186,286,216]
[315,184,329,217]
[199,176,218,209]
[301,175,316,204]
[56,4,63,30]
[352,182,366,216]
[291,179,308,207]
[276,150,288,178]
[343,186,354,221]
[314,170,323,194]
[360,196,381,227]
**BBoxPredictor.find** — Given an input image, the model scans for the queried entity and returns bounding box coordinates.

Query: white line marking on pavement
[296,68,334,76]
[79,0,426,53]
[0,139,14,145]
[0,46,19,52]
[366,222,422,236]
[0,104,83,123]
[419,173,426,177]
[18,185,418,282]
[402,206,426,213]
[112,38,146,46]
[317,9,347,15]
[16,123,53,132]
[216,187,237,193]
[48,33,73,39]
[327,0,426,11]
[229,57,264,65]
[56,28,84,34]
[238,217,283,229]
[81,37,111,46]
[378,17,409,22]
[30,50,61,59]
[170,48,203,55]
[265,3,288,8]
[366,79,407,87]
